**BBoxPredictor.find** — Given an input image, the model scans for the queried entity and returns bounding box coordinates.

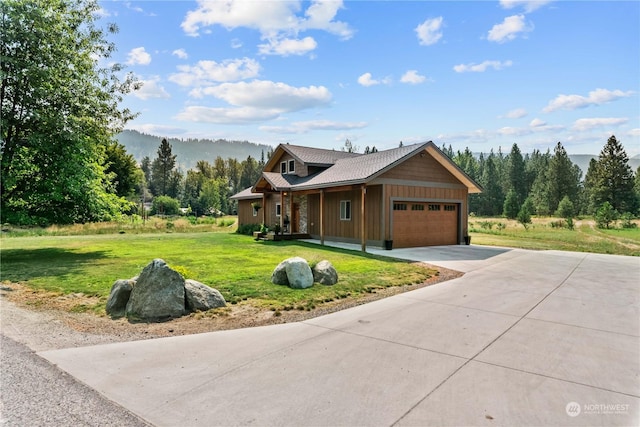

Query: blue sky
[99,0,640,156]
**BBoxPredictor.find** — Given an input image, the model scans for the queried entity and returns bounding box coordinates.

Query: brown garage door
[392,202,458,248]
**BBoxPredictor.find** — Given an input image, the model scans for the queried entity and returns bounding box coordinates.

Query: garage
[392,202,459,248]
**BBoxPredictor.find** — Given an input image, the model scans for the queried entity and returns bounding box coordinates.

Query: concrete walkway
[40,246,640,426]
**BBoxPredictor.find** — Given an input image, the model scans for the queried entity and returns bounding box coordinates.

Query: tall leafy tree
[587,136,638,214]
[1,0,138,224]
[240,155,260,189]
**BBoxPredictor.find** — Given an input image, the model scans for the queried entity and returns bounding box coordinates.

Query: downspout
[320,189,325,246]
[361,184,367,252]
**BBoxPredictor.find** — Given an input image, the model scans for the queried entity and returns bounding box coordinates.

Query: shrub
[556,196,575,219]
[151,196,181,216]
[595,202,619,229]
[236,223,262,235]
[620,212,637,229]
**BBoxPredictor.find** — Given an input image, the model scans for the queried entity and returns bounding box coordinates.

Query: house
[231,141,482,250]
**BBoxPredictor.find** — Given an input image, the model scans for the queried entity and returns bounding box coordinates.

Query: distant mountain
[569,154,640,176]
[116,130,273,170]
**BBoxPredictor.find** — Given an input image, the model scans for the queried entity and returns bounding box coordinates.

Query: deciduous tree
[1,0,138,224]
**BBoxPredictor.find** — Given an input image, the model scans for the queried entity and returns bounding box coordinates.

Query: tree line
[443,135,639,224]
[2,0,638,227]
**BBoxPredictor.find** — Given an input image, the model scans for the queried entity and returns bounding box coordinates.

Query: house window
[340,200,351,221]
[444,205,456,212]
[252,207,258,217]
[288,160,295,173]
[276,203,281,217]
[393,203,407,211]
[281,162,287,174]
[411,204,425,211]
[428,204,441,211]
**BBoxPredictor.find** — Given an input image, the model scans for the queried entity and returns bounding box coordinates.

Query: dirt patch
[0,264,462,348]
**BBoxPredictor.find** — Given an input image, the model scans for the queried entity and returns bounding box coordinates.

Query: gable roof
[248,141,482,195]
[263,144,360,171]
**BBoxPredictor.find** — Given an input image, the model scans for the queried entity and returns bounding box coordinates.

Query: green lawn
[0,232,434,314]
[469,217,640,256]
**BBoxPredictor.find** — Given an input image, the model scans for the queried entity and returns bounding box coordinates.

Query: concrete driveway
[40,245,640,426]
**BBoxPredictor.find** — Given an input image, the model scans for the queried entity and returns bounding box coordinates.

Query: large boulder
[284,257,314,289]
[125,259,186,321]
[271,261,289,286]
[105,278,135,318]
[185,279,226,311]
[312,260,338,286]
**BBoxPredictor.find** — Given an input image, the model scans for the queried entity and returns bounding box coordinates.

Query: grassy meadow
[2,214,638,316]
[469,217,640,256]
[0,223,433,314]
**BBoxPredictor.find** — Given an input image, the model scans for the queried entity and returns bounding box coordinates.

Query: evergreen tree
[476,153,504,216]
[104,141,141,199]
[240,155,260,189]
[503,189,520,219]
[547,142,581,213]
[587,136,638,214]
[506,143,526,204]
[150,139,178,196]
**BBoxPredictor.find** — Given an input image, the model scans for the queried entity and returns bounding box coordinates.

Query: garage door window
[444,205,456,211]
[411,204,424,211]
[428,204,441,211]
[340,200,351,220]
[393,203,407,210]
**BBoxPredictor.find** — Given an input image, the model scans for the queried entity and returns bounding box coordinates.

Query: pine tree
[587,136,638,214]
[507,143,526,204]
[150,139,178,196]
[547,142,581,213]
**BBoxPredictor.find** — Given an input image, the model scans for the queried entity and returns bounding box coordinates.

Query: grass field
[469,217,640,256]
[0,230,434,314]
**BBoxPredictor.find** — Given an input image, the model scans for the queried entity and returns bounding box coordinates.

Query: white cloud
[453,60,513,73]
[572,117,628,131]
[258,36,318,56]
[500,0,553,13]
[132,77,170,100]
[194,80,332,112]
[501,108,528,119]
[169,58,260,86]
[543,88,635,112]
[357,72,391,86]
[126,47,151,65]
[400,70,427,84]
[127,124,187,135]
[415,17,443,46]
[487,15,533,43]
[628,128,640,137]
[175,106,281,124]
[498,126,532,136]
[260,120,368,134]
[529,118,546,127]
[181,0,352,55]
[172,49,188,59]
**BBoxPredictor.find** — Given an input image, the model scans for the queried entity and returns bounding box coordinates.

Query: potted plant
[251,202,262,214]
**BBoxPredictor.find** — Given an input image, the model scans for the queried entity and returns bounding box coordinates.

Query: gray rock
[312,260,339,286]
[271,262,289,286]
[125,259,186,321]
[284,257,314,289]
[185,279,226,311]
[105,279,135,318]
